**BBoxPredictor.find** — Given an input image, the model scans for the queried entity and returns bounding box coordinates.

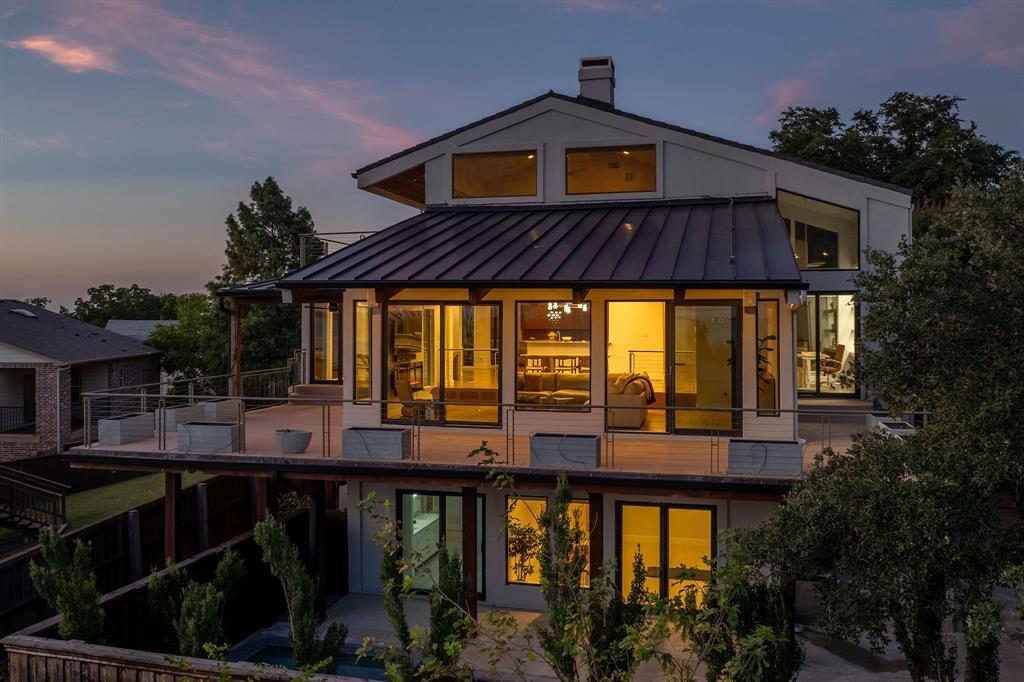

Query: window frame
[396,489,486,599]
[614,501,717,599]
[563,142,660,198]
[514,299,593,412]
[504,495,591,587]
[797,292,859,398]
[381,300,503,428]
[309,303,342,385]
[777,189,861,272]
[450,147,542,203]
[755,296,781,416]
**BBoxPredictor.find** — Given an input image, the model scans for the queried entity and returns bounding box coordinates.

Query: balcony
[71,367,917,490]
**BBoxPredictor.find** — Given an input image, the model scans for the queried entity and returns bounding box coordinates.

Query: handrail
[0,465,71,492]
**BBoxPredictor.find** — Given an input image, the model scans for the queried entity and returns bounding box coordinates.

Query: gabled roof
[104,319,179,343]
[279,197,805,290]
[0,300,161,364]
[354,91,913,196]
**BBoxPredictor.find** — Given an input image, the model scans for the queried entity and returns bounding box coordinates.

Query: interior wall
[606,301,666,391]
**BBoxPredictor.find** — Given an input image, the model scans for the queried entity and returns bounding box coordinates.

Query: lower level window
[399,491,483,594]
[506,496,589,586]
[618,503,714,598]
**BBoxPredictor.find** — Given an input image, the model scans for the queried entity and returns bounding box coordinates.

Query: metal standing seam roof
[0,300,161,364]
[278,198,805,290]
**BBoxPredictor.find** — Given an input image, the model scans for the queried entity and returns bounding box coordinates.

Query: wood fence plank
[8,652,28,681]
[46,655,64,681]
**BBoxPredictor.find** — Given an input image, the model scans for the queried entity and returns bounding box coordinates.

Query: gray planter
[177,421,239,453]
[98,413,154,446]
[156,404,206,432]
[343,427,412,461]
[275,428,312,455]
[203,399,244,422]
[530,433,601,469]
[728,440,803,477]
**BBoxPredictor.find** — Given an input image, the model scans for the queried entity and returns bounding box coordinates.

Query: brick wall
[0,363,64,463]
[108,356,160,390]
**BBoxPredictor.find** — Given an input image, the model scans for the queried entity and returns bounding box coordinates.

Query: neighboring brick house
[0,300,161,462]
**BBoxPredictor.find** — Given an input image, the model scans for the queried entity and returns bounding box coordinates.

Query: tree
[770,93,1018,210]
[29,527,105,643]
[62,284,178,328]
[147,293,229,384]
[253,514,346,672]
[23,296,51,309]
[147,550,245,658]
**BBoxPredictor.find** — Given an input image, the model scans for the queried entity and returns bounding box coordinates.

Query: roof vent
[578,56,615,106]
[10,308,37,319]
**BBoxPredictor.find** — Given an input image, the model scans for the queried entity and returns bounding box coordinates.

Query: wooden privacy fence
[0,476,254,643]
[3,517,362,682]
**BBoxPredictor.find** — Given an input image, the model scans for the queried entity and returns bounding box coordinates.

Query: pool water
[251,644,389,680]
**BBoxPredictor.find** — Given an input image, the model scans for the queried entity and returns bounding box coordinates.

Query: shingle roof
[279,197,804,290]
[104,319,178,342]
[0,301,161,364]
[353,91,913,196]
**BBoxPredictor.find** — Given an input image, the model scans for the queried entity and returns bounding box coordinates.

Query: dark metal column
[588,492,604,587]
[163,473,181,563]
[461,486,478,620]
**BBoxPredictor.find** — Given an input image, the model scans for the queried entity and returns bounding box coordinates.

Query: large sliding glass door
[796,294,856,395]
[618,502,714,599]
[385,303,500,425]
[672,303,739,433]
[398,491,484,594]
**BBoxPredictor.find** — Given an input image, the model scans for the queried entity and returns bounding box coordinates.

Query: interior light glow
[622,150,630,155]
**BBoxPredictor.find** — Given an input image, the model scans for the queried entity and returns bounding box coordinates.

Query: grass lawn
[64,472,210,531]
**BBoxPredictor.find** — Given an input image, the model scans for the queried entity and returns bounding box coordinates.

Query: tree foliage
[253,514,345,671]
[147,293,229,383]
[769,93,1018,209]
[147,549,245,657]
[62,284,178,328]
[29,527,105,643]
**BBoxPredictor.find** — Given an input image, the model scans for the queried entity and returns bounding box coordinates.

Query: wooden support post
[461,486,478,621]
[251,477,269,523]
[196,482,210,551]
[229,298,244,397]
[164,473,181,564]
[310,484,327,618]
[126,509,142,581]
[588,492,604,588]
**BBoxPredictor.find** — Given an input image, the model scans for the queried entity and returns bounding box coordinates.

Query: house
[72,58,912,615]
[104,319,179,343]
[0,300,161,462]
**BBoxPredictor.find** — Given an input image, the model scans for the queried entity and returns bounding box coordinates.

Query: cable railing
[299,232,369,267]
[79,384,928,480]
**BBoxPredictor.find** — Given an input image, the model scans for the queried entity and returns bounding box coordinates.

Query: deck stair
[289,383,343,402]
[0,465,69,535]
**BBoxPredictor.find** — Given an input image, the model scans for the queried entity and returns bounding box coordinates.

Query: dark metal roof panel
[279,198,804,289]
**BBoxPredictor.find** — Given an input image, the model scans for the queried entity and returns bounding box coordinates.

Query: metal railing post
[84,397,91,447]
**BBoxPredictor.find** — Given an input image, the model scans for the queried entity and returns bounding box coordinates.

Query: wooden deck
[76,402,866,481]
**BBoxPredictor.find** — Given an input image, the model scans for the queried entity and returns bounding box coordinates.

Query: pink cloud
[3,35,116,73]
[933,2,1024,73]
[754,78,813,125]
[2,0,418,154]
[551,0,665,14]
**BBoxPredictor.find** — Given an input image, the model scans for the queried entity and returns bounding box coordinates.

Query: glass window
[353,302,372,402]
[506,497,589,586]
[386,303,500,424]
[400,491,483,594]
[620,503,713,599]
[756,299,780,414]
[606,301,666,432]
[443,304,500,424]
[312,304,341,383]
[566,145,656,195]
[452,151,537,199]
[777,191,859,270]
[517,302,591,408]
[673,303,739,433]
[797,294,856,395]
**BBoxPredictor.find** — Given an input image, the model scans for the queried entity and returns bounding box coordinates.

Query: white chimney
[578,56,615,106]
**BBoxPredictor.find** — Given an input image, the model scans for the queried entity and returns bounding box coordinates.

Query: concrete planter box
[530,433,601,469]
[156,404,206,432]
[177,421,239,453]
[98,413,154,446]
[728,440,803,477]
[343,427,412,461]
[203,399,243,422]
[275,428,312,455]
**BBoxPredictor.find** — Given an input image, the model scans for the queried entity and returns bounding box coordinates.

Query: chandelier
[546,301,588,321]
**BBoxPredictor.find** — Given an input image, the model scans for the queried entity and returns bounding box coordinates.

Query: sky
[1,0,1022,309]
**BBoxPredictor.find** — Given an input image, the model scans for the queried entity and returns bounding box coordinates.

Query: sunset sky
[2,0,1022,308]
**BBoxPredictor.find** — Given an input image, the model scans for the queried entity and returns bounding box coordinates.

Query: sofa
[517,372,591,405]
[606,372,653,429]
